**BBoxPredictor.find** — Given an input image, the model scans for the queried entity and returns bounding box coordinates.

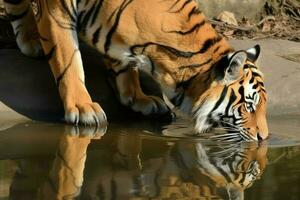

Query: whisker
[214,127,240,132]
[216,119,242,131]
[210,133,243,142]
[240,129,254,141]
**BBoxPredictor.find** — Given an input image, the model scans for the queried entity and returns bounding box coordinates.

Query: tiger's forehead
[243,61,264,82]
[227,62,266,98]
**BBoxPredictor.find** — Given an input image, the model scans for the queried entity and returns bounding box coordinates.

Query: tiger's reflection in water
[36,126,106,200]
[9,130,266,200]
[141,141,267,200]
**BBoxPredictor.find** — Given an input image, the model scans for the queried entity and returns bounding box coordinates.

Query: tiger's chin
[189,98,218,135]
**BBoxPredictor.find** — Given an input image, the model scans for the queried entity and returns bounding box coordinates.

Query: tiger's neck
[145,37,233,113]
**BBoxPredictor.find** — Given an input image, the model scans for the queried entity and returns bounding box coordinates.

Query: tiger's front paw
[122,95,170,116]
[64,102,107,126]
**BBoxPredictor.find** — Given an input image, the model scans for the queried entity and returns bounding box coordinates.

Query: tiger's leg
[4,0,43,57]
[114,61,170,116]
[36,1,106,125]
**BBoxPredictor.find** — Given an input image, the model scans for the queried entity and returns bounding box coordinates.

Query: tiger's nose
[257,132,268,140]
[257,133,263,140]
[250,127,268,141]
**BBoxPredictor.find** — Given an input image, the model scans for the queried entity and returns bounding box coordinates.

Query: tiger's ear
[223,51,247,84]
[246,44,261,63]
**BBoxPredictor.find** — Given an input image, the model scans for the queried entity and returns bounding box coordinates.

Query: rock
[217,11,238,26]
[197,0,267,20]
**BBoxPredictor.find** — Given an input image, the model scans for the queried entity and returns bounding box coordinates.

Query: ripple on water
[155,117,300,148]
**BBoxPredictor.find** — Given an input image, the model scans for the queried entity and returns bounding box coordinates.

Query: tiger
[3,0,268,140]
[139,140,267,200]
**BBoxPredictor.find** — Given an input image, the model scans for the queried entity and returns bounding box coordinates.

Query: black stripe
[131,42,195,58]
[168,0,181,11]
[214,165,232,183]
[261,88,266,93]
[210,86,228,113]
[239,171,248,185]
[112,61,137,76]
[56,50,78,86]
[77,10,86,27]
[249,76,255,84]
[91,0,104,26]
[218,49,232,57]
[45,0,76,31]
[104,0,134,53]
[92,26,102,45]
[179,58,212,70]
[149,57,155,75]
[6,6,29,22]
[131,37,224,59]
[213,46,221,53]
[79,1,97,34]
[164,20,205,35]
[188,6,201,20]
[257,80,264,87]
[236,86,244,105]
[199,36,223,53]
[252,82,259,90]
[225,88,237,114]
[245,92,256,101]
[107,7,119,23]
[192,95,209,116]
[60,0,76,23]
[252,71,262,79]
[114,66,130,76]
[77,0,82,5]
[45,45,57,61]
[170,0,192,13]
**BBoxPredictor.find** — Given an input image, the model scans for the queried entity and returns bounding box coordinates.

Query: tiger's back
[78,0,232,83]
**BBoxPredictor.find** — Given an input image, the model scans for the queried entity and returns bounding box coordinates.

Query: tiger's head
[192,45,268,141]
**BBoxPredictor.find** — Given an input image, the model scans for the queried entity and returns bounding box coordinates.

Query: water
[0,117,300,200]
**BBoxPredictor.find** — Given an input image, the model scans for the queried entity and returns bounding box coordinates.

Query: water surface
[0,116,300,200]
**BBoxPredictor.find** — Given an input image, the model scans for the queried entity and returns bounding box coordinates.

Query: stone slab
[0,39,299,122]
[197,0,266,19]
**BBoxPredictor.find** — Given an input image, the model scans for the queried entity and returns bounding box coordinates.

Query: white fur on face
[244,70,261,113]
[193,90,234,134]
[193,98,218,133]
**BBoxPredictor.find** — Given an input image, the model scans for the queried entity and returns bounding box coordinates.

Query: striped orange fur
[4,0,268,140]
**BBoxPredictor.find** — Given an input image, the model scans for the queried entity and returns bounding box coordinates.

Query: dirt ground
[0,0,299,45]
[213,0,300,42]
